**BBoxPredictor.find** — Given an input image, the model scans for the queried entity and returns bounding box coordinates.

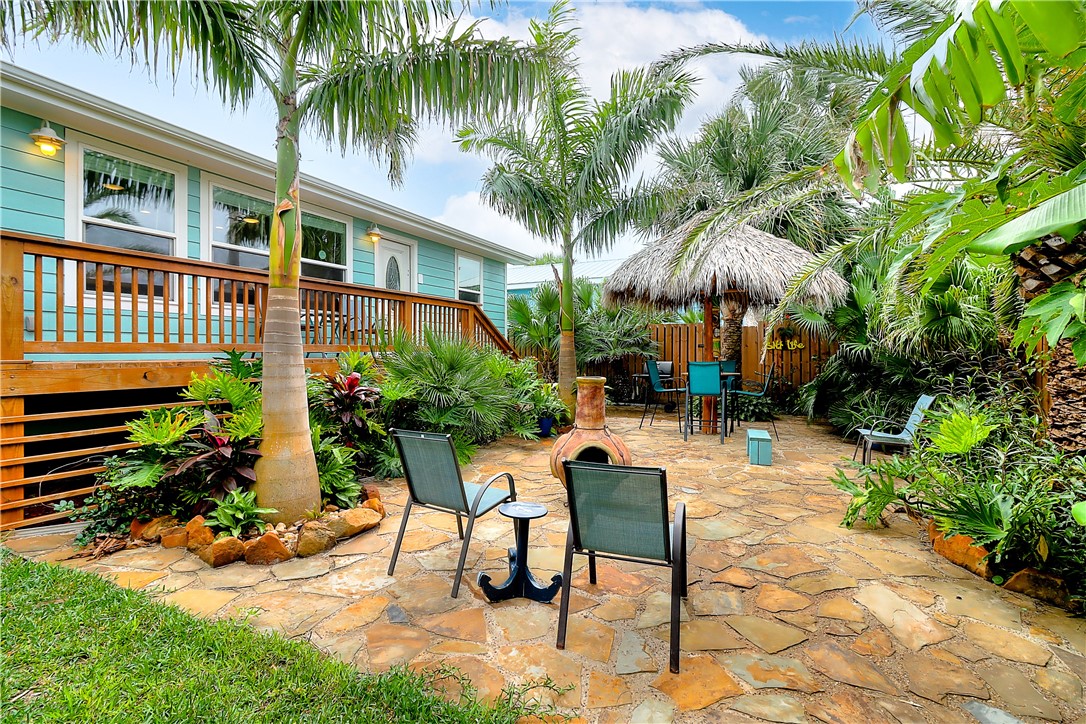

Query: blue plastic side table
[747,429,772,466]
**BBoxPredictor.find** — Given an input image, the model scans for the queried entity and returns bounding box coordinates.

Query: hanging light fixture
[28,121,65,157]
[366,224,382,243]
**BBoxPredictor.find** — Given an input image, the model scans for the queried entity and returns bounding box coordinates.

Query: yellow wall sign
[767,340,805,351]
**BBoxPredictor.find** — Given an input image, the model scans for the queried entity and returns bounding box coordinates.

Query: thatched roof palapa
[603,223,847,310]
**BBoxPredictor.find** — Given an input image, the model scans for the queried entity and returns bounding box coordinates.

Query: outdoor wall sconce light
[29,121,65,157]
[366,224,382,243]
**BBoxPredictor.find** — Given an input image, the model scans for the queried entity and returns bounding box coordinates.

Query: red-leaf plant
[166,411,261,512]
[323,372,382,433]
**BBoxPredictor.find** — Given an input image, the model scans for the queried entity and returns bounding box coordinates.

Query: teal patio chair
[640,360,686,431]
[732,369,778,440]
[557,459,688,673]
[684,361,726,444]
[854,394,937,465]
[387,429,517,598]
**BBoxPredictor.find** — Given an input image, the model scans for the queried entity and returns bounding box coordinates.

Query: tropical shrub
[835,392,1086,603]
[204,489,277,539]
[374,330,559,475]
[312,426,363,509]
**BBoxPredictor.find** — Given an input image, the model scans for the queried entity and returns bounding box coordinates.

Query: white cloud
[784,15,820,25]
[435,191,551,258]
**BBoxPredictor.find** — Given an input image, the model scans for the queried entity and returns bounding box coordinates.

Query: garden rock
[363,483,382,500]
[159,526,188,549]
[1002,568,1070,609]
[325,507,383,539]
[297,521,336,557]
[197,536,245,567]
[132,515,179,543]
[244,532,294,565]
[928,520,991,579]
[361,498,386,517]
[185,516,215,550]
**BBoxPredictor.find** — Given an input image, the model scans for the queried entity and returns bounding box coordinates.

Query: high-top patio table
[682,369,741,437]
[478,501,562,603]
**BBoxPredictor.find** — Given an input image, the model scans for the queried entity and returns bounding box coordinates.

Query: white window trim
[374,231,417,293]
[63,132,188,305]
[455,251,483,305]
[200,173,353,282]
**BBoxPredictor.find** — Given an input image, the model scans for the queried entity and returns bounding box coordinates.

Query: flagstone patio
[7,409,1086,723]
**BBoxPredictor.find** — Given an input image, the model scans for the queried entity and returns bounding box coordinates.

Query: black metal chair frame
[731,369,779,440]
[556,459,688,673]
[386,429,517,598]
[640,360,686,431]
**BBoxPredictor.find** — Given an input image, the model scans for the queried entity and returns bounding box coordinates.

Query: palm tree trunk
[557,239,576,411]
[252,43,321,523]
[720,294,746,370]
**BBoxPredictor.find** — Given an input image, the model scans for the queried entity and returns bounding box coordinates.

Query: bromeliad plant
[321,371,382,443]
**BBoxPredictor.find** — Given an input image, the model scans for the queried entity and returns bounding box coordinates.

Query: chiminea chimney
[549,376,632,487]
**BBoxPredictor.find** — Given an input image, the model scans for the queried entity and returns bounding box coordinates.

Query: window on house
[82,149,176,255]
[210,186,347,281]
[456,253,482,304]
[81,149,178,295]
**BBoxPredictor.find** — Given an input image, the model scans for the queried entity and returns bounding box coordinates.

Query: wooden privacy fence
[576,322,832,399]
[741,322,836,393]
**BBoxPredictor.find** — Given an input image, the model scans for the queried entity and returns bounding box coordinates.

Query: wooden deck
[0,231,515,530]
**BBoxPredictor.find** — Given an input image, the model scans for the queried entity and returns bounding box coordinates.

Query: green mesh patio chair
[640,360,686,431]
[684,361,726,444]
[732,369,778,440]
[557,459,688,673]
[853,394,937,465]
[387,429,517,598]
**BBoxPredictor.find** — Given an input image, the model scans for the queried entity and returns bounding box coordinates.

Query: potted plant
[532,385,568,438]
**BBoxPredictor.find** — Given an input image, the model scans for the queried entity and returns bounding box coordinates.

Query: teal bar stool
[684,361,725,443]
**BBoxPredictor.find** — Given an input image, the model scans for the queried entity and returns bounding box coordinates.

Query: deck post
[1,234,26,525]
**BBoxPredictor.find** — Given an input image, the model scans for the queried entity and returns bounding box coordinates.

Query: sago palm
[457,0,695,408]
[8,1,542,521]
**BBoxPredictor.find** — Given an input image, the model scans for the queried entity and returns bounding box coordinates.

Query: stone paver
[8,411,1084,723]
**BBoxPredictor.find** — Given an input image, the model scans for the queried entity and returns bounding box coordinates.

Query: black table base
[478,511,561,603]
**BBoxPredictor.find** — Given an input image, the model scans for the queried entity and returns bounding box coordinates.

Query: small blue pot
[539,417,556,437]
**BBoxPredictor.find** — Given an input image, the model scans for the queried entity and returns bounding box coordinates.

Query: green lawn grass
[0,553,551,723]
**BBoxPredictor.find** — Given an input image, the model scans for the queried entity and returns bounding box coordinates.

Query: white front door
[377,239,413,292]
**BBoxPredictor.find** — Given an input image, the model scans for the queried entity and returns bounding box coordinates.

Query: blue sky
[6,1,877,260]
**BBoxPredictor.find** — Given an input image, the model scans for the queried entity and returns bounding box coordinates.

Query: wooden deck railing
[2,231,514,358]
[0,230,514,531]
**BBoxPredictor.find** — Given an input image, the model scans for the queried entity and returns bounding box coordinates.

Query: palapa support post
[701,291,716,434]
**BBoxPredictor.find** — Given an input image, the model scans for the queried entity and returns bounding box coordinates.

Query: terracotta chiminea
[549,376,632,488]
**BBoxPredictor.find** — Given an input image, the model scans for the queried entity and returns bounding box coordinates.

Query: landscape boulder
[928,520,991,578]
[196,535,245,567]
[159,525,188,549]
[244,531,295,565]
[185,516,215,550]
[297,521,337,557]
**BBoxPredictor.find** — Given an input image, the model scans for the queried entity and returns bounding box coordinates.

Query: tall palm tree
[631,65,860,363]
[457,0,695,408]
[8,1,541,521]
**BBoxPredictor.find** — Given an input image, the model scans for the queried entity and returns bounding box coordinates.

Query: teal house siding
[417,238,455,298]
[0,108,65,237]
[483,258,506,331]
[352,217,375,286]
[187,168,201,259]
[2,67,528,360]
